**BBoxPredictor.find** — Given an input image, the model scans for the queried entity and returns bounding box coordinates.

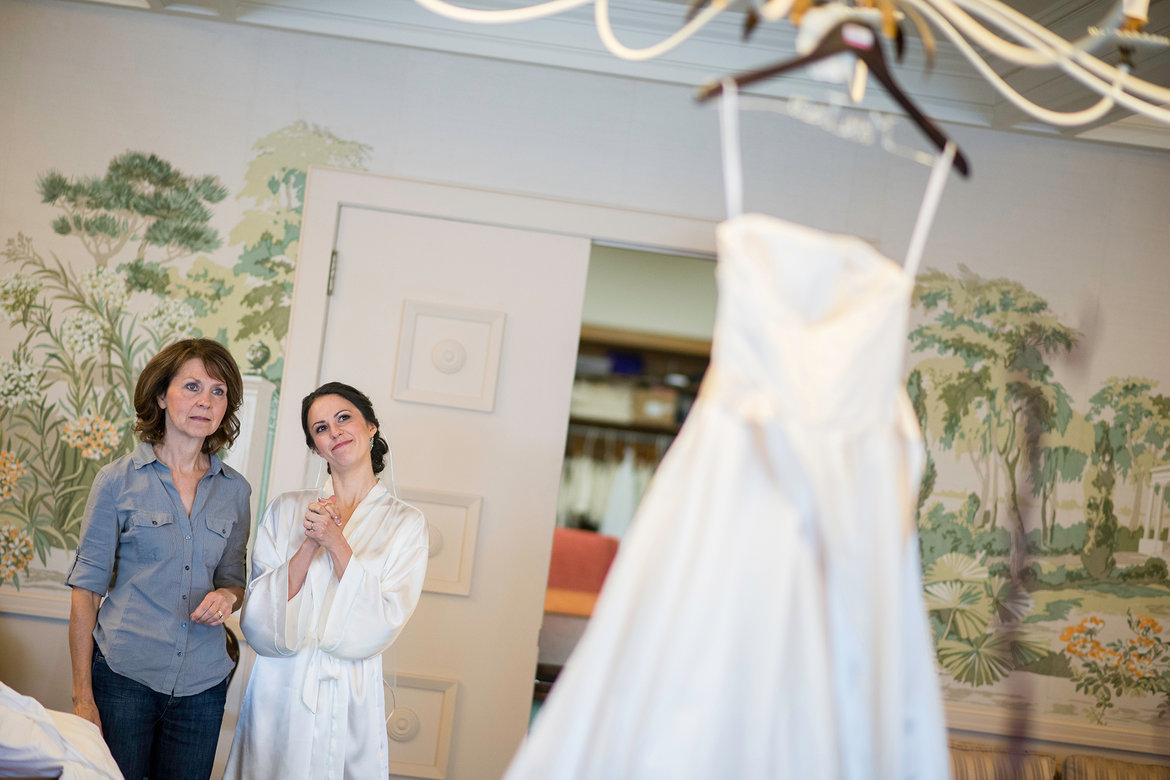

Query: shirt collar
[207,453,228,477]
[129,440,231,477]
[130,441,158,470]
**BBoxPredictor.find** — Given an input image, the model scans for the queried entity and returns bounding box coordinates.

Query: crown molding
[50,0,1170,148]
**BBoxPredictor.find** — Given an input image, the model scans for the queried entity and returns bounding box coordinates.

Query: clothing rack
[566,423,673,465]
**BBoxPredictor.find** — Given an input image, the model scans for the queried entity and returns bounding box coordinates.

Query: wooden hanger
[696,18,970,177]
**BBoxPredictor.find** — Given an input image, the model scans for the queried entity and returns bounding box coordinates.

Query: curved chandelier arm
[940,0,1170,105]
[412,0,1170,127]
[928,0,1059,67]
[906,0,1170,125]
[594,0,726,61]
[1071,45,1170,106]
[1072,65,1170,125]
[412,0,591,24]
[902,0,1132,127]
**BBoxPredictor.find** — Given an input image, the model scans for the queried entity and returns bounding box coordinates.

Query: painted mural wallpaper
[0,122,369,592]
[2,119,1167,747]
[908,267,1170,739]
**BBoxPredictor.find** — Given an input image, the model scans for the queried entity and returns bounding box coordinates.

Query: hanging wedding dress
[506,85,953,780]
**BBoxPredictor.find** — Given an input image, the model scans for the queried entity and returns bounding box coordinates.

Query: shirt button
[182,623,187,628]
[186,535,192,540]
[185,565,190,571]
[178,651,183,657]
[182,595,187,600]
[152,520,158,525]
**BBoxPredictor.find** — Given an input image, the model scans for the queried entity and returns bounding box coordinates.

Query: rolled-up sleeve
[65,469,118,595]
[213,485,251,592]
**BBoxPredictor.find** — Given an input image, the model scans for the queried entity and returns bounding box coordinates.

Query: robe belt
[301,645,341,714]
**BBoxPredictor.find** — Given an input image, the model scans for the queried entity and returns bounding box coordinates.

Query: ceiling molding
[51,0,1170,150]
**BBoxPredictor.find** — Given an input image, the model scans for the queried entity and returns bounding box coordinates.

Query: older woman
[67,338,251,780]
[224,381,428,780]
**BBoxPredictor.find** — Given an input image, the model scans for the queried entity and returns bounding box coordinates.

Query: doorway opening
[532,242,717,716]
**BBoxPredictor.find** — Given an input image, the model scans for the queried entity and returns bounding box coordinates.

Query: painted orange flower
[0,526,34,584]
[1136,615,1163,635]
[0,451,26,501]
[62,415,120,460]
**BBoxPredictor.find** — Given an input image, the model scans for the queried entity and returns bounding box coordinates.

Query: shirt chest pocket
[124,511,177,562]
[202,516,236,567]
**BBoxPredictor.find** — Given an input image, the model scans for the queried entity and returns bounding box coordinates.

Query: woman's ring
[217,610,223,618]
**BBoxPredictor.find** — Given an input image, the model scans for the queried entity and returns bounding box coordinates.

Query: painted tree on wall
[910,266,1078,552]
[1031,413,1092,548]
[1082,379,1170,577]
[910,267,1170,728]
[1088,379,1170,527]
[1,153,229,585]
[39,152,228,270]
[0,123,374,590]
[226,121,371,385]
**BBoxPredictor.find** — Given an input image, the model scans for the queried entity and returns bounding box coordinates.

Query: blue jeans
[92,648,229,780]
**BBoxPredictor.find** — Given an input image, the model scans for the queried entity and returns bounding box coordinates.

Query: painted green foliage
[911,265,1078,545]
[909,265,1170,724]
[0,123,370,589]
[1,214,207,586]
[39,151,228,269]
[924,551,1047,687]
[223,121,371,384]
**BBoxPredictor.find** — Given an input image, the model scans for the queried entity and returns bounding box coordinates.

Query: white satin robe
[224,479,428,780]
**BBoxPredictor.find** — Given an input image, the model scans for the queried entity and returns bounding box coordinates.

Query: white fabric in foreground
[0,681,122,779]
[506,214,950,780]
[223,479,428,780]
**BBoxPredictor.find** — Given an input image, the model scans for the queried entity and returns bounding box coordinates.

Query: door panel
[321,206,589,779]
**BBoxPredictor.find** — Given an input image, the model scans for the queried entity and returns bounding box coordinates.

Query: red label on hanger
[842,23,874,50]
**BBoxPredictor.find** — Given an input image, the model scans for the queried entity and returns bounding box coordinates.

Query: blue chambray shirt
[66,441,251,696]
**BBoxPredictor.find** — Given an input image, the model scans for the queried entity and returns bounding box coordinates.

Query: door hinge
[327,250,338,296]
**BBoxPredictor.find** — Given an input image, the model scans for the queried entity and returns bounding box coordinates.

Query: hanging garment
[505,213,950,779]
[599,446,639,538]
[586,456,619,531]
[224,479,428,780]
[556,455,577,526]
[565,434,599,526]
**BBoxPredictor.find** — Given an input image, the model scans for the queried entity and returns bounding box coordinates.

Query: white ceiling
[54,0,1170,150]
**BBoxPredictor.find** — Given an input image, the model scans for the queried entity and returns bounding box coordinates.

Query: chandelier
[411,0,1170,129]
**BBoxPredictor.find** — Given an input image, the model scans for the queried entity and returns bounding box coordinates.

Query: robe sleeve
[318,504,429,661]
[239,494,314,658]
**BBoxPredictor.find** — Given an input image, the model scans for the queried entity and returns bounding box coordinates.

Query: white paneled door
[269,170,715,779]
[315,204,589,779]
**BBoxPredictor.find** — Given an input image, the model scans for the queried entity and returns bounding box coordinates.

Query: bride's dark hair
[300,382,389,475]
